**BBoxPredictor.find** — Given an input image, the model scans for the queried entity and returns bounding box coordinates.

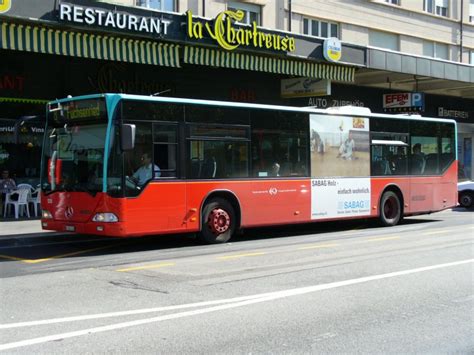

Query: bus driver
[132,153,161,185]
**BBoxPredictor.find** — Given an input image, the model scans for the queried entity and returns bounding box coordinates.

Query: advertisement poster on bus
[310,114,371,219]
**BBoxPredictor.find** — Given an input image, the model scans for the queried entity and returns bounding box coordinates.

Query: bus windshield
[41,98,108,195]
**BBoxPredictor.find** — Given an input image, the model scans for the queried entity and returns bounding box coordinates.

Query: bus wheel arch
[198,191,241,244]
[378,185,404,227]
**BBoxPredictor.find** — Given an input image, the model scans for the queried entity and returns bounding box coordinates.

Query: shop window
[136,0,175,12]
[369,30,399,51]
[423,41,449,60]
[471,51,474,65]
[424,0,448,17]
[0,117,44,186]
[303,18,339,39]
[228,1,261,25]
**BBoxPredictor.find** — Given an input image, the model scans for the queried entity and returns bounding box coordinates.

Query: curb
[0,231,66,238]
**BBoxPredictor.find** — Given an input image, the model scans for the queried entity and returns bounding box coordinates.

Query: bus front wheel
[199,198,236,244]
[379,191,402,227]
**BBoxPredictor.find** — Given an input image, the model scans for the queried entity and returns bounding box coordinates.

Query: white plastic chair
[28,188,41,217]
[16,183,33,192]
[4,189,30,219]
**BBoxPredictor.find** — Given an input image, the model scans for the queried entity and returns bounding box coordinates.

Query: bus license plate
[65,225,75,232]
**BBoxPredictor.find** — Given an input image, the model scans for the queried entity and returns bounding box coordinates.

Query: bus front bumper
[41,220,126,237]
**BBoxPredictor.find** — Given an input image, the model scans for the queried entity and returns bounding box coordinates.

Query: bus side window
[250,110,308,178]
[153,123,178,178]
[124,121,153,196]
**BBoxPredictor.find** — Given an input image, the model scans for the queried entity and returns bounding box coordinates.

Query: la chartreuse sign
[186,10,296,52]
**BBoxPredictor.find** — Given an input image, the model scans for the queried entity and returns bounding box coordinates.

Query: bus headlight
[42,210,53,219]
[92,213,118,223]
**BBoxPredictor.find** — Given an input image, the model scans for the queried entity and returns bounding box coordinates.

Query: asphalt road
[0,208,473,353]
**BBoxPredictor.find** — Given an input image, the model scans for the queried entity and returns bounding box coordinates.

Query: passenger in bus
[270,162,280,177]
[201,154,217,178]
[411,143,426,174]
[337,132,355,160]
[132,153,160,185]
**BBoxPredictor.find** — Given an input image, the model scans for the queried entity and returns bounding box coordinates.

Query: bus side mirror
[121,124,136,151]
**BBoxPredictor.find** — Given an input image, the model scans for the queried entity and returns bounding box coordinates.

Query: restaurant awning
[0,22,181,67]
[184,46,355,82]
[0,97,48,104]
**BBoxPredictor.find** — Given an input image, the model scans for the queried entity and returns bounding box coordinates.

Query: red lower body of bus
[41,163,457,237]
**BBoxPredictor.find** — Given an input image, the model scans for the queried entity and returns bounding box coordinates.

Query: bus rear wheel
[198,198,236,244]
[379,191,402,226]
[459,191,473,209]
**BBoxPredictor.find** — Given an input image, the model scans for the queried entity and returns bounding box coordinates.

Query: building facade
[0,0,473,186]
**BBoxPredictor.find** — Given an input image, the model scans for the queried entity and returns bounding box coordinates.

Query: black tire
[198,198,236,244]
[459,191,474,209]
[379,191,402,226]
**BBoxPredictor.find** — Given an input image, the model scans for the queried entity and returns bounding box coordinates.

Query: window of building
[424,0,448,17]
[423,40,449,60]
[385,0,400,5]
[228,1,261,25]
[303,18,339,38]
[471,50,474,64]
[136,0,175,12]
[470,0,474,22]
[369,30,399,51]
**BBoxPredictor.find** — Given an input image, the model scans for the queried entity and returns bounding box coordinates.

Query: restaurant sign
[59,3,172,35]
[186,10,296,52]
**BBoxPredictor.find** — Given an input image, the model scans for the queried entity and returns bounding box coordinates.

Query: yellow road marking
[0,245,118,264]
[116,262,175,272]
[365,236,400,242]
[298,243,339,250]
[218,252,265,260]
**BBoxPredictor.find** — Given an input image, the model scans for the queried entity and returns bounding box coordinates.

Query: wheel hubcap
[461,195,472,206]
[384,196,397,219]
[208,208,230,235]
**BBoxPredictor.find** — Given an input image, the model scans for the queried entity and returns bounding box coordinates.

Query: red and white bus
[40,94,457,243]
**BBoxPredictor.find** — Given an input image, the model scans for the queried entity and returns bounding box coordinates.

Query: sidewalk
[0,219,58,238]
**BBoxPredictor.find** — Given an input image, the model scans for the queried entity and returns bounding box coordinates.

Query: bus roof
[48,93,457,124]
